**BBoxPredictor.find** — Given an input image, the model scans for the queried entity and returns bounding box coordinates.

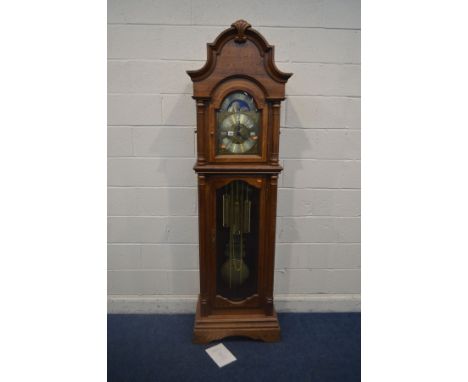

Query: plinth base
[192,298,281,344]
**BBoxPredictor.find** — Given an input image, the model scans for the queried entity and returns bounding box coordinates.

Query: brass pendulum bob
[221,232,249,287]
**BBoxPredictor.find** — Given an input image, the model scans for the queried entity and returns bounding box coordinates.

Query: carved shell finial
[231,19,251,43]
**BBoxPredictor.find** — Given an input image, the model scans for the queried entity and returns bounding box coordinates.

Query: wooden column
[270,100,281,165]
[264,174,278,316]
[197,175,209,316]
[196,100,207,164]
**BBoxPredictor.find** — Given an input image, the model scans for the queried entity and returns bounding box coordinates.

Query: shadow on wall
[157,92,199,298]
[276,98,311,293]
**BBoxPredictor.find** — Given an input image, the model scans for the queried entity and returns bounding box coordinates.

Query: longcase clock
[187,20,292,343]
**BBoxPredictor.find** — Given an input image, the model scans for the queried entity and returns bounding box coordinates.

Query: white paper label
[205,343,237,368]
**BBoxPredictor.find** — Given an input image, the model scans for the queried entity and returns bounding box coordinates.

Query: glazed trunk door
[208,177,266,310]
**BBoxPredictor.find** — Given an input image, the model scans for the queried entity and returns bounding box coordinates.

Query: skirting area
[108,313,361,381]
[108,294,361,313]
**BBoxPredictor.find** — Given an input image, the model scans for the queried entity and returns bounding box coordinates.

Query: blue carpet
[108,313,360,382]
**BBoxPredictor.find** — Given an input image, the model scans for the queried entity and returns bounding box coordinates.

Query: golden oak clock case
[187,20,292,343]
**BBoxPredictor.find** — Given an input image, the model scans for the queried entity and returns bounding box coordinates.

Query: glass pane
[216,92,260,155]
[216,180,259,300]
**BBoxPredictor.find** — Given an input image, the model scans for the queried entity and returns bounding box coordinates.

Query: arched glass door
[215,180,259,300]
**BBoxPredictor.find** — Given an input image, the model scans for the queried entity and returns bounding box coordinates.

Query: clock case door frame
[208,78,268,163]
[198,174,279,317]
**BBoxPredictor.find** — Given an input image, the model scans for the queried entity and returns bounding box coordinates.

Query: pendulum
[220,181,251,288]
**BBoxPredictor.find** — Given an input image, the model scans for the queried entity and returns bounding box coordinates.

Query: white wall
[107,0,361,313]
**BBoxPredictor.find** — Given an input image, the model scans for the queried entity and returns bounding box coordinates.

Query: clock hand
[235,111,242,137]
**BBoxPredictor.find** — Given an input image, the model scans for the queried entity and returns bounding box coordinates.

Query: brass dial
[216,92,259,155]
[218,112,258,154]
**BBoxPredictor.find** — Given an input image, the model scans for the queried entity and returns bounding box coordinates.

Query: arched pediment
[187,20,292,100]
